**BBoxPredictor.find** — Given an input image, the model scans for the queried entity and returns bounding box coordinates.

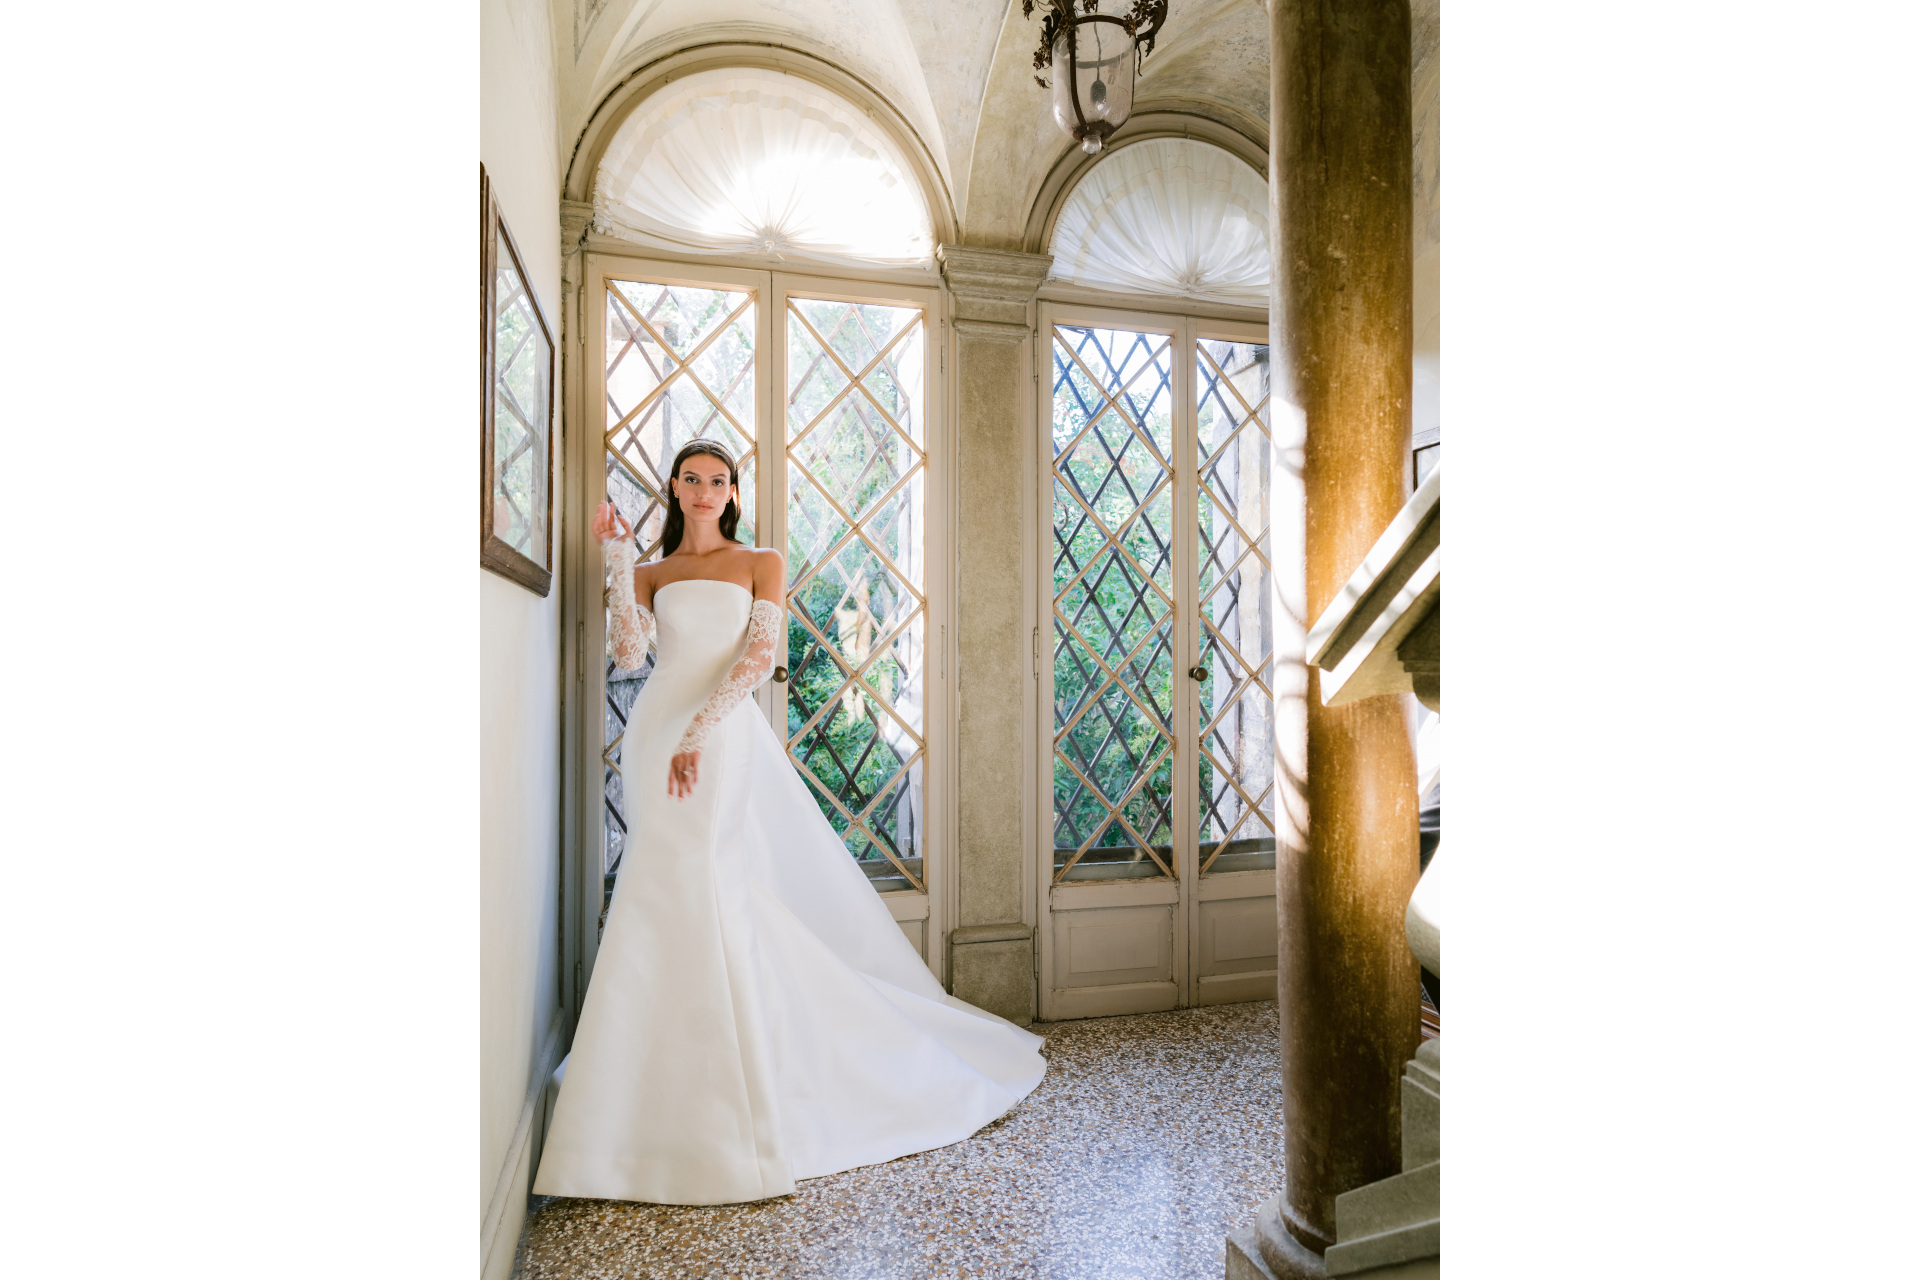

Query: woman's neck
[676,521,732,556]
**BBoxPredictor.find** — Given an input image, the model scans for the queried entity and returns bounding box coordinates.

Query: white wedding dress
[532,573,1046,1205]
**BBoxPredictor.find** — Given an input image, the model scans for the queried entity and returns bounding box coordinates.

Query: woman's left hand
[668,751,700,799]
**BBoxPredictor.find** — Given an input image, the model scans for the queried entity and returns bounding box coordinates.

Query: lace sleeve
[604,538,655,670]
[676,598,783,755]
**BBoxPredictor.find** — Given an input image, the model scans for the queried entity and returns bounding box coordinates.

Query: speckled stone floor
[517,999,1284,1280]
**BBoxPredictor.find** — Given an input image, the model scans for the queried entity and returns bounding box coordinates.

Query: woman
[532,439,1046,1205]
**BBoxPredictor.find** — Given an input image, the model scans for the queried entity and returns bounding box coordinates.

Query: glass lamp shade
[1050,17,1136,154]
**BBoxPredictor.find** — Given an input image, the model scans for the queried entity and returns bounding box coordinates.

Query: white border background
[4,1,1915,1275]
[1449,1,1919,1274]
[3,1,477,1275]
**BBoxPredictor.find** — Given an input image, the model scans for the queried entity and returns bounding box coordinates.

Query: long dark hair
[659,438,742,556]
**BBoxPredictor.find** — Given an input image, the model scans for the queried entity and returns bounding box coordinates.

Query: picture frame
[480,164,556,596]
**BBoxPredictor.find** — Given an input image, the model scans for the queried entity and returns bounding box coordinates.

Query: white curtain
[594,68,935,268]
[1048,138,1269,305]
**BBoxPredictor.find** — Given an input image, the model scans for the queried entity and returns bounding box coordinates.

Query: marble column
[1235,2,1423,1276]
[936,245,1052,1027]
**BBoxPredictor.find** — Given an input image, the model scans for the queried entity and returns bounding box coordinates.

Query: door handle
[1187,666,1208,681]
[774,665,789,683]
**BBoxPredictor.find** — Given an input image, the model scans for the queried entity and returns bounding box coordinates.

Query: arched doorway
[1030,137,1288,1018]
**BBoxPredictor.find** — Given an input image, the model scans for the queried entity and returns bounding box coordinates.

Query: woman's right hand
[593,501,633,546]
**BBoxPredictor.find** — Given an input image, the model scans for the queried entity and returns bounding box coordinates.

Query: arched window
[1033,136,1281,1018]
[582,66,948,972]
[593,67,935,268]
[1048,137,1268,305]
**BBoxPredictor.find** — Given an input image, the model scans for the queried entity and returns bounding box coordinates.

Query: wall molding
[938,245,1052,333]
[1035,281,1269,327]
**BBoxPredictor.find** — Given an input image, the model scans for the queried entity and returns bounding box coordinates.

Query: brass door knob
[773,665,789,683]
[1188,666,1208,681]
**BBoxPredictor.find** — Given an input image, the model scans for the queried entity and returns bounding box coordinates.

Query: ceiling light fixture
[1025,0,1169,155]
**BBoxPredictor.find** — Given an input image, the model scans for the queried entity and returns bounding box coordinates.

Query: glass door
[1038,306,1279,1019]
[582,259,946,972]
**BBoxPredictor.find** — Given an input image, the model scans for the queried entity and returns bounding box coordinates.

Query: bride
[532,438,1046,1205]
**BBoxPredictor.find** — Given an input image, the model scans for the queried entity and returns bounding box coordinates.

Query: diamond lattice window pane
[601,278,758,915]
[1195,340,1277,875]
[783,299,928,890]
[603,281,757,555]
[1051,326,1177,881]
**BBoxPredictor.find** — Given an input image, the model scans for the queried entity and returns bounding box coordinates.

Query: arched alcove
[576,58,948,270]
[1045,136,1269,306]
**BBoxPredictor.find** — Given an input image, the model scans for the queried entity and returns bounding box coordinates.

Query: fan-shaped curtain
[594,68,935,268]
[1048,138,1269,305]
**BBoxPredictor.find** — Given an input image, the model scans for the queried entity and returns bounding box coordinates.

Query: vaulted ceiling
[557,0,1271,249]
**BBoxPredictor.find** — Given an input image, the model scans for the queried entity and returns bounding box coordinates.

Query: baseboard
[1195,971,1278,1005]
[481,1012,567,1280]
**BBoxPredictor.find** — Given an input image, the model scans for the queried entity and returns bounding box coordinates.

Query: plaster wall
[1411,0,1439,442]
[481,0,564,1271]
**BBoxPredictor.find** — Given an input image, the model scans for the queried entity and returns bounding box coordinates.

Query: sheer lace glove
[604,536,655,670]
[675,598,783,755]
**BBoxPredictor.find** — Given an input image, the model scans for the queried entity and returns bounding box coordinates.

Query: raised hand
[593,501,634,546]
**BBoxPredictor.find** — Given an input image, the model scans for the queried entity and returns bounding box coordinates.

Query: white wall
[1412,0,1440,444]
[480,0,563,1276]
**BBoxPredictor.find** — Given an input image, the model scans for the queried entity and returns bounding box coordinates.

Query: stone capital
[561,199,594,287]
[937,244,1052,334]
[561,199,594,247]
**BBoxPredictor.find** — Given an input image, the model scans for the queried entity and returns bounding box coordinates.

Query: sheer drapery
[1048,138,1268,305]
[594,68,935,268]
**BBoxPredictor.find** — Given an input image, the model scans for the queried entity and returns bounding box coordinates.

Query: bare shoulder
[741,544,785,568]
[631,554,666,602]
[744,545,785,597]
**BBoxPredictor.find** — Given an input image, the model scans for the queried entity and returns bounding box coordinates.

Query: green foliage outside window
[784,301,925,872]
[1051,328,1176,866]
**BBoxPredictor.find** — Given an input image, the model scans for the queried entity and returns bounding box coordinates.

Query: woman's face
[671,454,736,525]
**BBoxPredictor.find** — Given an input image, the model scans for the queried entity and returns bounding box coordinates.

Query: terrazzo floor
[517,999,1284,1280]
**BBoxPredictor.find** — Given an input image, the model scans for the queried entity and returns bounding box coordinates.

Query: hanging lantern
[1026,1,1169,155]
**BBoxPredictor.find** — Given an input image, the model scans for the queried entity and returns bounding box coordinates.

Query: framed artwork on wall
[481,164,556,596]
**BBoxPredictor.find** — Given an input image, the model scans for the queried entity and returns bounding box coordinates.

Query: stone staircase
[1324,1039,1439,1279]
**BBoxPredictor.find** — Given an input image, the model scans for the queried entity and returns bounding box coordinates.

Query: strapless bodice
[650,578,753,687]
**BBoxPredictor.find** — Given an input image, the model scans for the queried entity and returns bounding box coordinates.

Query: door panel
[1038,306,1275,1020]
[1050,900,1180,1017]
[1055,905,1174,985]
[1189,336,1278,1003]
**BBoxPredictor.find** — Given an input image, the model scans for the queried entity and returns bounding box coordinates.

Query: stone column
[936,245,1052,1027]
[1233,3,1424,1277]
